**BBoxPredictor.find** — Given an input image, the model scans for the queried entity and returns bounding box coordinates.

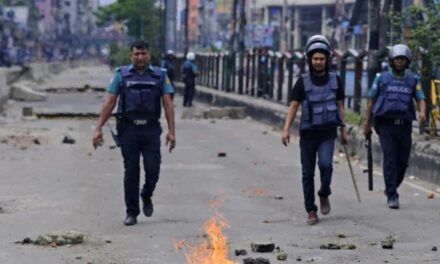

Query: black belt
[120,118,159,126]
[376,117,411,126]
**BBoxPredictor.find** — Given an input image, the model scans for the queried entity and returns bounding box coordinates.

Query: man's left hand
[166,133,176,153]
[341,127,349,145]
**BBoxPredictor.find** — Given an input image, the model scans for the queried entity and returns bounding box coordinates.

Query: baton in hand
[343,144,361,203]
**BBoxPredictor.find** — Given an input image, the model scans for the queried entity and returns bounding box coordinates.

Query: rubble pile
[16,230,85,247]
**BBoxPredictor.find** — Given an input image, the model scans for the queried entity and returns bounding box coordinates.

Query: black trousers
[377,120,412,200]
[183,80,195,107]
[119,122,162,216]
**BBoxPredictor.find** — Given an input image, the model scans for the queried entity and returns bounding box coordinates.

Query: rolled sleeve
[163,74,175,94]
[414,76,426,100]
[367,74,381,99]
[107,70,122,95]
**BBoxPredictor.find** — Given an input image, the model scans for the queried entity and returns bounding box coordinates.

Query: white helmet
[389,44,412,69]
[186,52,195,60]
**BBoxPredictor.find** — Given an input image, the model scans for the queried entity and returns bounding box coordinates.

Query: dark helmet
[389,44,412,68]
[305,35,332,71]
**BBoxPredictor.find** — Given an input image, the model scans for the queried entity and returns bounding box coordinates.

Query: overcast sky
[99,0,116,6]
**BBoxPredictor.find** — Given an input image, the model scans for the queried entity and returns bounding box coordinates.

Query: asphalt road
[0,65,439,264]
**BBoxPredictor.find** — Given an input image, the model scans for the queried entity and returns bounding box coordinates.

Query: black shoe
[142,197,154,217]
[388,197,399,209]
[124,215,137,226]
[319,196,331,215]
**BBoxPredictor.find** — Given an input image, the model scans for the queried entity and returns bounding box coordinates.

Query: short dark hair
[130,40,149,51]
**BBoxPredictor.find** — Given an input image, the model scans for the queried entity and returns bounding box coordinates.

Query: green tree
[390,1,440,78]
[96,0,162,50]
[390,1,440,127]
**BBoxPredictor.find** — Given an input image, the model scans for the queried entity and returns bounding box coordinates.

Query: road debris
[341,244,356,250]
[251,242,275,253]
[296,256,302,261]
[243,257,270,264]
[427,192,435,199]
[277,252,288,261]
[432,246,437,251]
[16,230,84,247]
[62,136,76,144]
[217,152,227,157]
[1,135,45,146]
[320,243,341,250]
[381,236,396,249]
[319,243,356,250]
[235,249,247,256]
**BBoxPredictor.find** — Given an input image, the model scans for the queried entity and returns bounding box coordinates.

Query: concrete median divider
[10,81,47,101]
[0,60,97,110]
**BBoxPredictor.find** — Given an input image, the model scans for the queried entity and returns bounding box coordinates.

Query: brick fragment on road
[234,249,247,256]
[250,242,275,253]
[243,257,270,264]
[62,136,76,144]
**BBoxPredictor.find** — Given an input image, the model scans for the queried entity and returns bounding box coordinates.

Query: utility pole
[226,0,239,92]
[280,0,287,52]
[160,0,165,54]
[184,0,189,53]
[229,0,239,51]
[140,0,145,40]
[237,0,246,94]
[165,0,177,52]
[367,0,381,90]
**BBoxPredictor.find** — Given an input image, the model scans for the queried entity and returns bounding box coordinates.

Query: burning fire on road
[174,199,238,264]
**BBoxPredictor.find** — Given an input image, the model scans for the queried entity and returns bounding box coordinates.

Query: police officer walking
[182,52,199,107]
[92,40,176,226]
[161,50,176,90]
[282,35,349,225]
[363,44,426,209]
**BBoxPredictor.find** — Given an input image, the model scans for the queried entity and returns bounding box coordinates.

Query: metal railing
[173,48,438,135]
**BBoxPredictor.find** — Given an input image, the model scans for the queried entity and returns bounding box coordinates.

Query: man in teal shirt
[93,40,176,226]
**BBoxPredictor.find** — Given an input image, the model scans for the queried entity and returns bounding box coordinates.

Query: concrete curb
[11,81,47,101]
[175,82,440,186]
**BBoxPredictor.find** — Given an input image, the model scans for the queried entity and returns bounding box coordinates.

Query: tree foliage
[390,1,440,78]
[96,0,161,47]
[96,0,163,66]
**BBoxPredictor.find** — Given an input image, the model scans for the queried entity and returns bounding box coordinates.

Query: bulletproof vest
[117,66,163,120]
[373,71,416,120]
[300,72,343,131]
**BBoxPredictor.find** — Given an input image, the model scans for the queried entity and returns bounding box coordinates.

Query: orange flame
[180,213,238,264]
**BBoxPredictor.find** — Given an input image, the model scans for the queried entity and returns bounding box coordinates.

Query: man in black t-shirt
[282,35,349,225]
